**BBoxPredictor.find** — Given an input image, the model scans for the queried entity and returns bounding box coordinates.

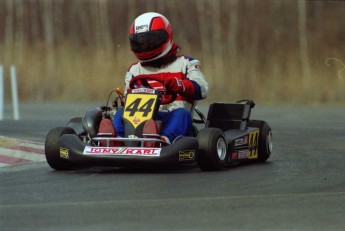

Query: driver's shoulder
[127,61,141,72]
[176,55,201,66]
[178,55,195,61]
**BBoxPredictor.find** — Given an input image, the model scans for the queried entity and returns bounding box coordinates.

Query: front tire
[45,127,76,170]
[197,128,228,171]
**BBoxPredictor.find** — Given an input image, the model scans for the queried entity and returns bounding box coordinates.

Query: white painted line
[0,65,3,120]
[0,148,46,162]
[18,142,44,150]
[10,65,20,120]
[0,163,9,167]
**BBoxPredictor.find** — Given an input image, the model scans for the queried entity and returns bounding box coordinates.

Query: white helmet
[129,12,173,62]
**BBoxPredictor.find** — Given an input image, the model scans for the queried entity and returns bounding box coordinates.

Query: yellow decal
[60,147,69,159]
[179,150,196,161]
[123,93,158,128]
[248,130,259,159]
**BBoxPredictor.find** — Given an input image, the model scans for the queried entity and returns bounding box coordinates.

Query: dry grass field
[1,42,344,105]
[0,0,344,105]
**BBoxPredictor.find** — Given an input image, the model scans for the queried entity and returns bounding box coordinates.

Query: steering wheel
[129,75,177,105]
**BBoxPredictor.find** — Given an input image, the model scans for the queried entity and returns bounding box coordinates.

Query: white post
[10,65,20,120]
[0,65,3,120]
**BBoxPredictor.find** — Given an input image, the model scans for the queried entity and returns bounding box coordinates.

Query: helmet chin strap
[138,41,173,63]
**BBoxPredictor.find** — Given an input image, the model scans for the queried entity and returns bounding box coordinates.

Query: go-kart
[45,75,273,171]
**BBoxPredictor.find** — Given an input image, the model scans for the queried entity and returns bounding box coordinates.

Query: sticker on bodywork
[60,147,69,159]
[179,150,196,161]
[234,136,248,147]
[238,150,249,159]
[83,146,161,157]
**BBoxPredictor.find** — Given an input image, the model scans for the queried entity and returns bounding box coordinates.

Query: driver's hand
[164,76,185,94]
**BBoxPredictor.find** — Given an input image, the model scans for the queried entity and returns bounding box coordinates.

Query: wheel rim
[266,131,273,153]
[217,138,227,160]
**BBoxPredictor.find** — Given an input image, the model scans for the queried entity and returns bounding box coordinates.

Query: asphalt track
[0,102,345,231]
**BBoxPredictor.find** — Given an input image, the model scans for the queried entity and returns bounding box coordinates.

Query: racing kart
[45,75,273,171]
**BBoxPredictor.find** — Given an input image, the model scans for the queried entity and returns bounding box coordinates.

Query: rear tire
[197,128,228,171]
[248,120,273,162]
[45,127,76,170]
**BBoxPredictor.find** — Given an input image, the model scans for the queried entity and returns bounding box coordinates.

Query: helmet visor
[130,30,168,53]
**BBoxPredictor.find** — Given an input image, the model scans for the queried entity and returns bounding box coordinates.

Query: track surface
[0,103,345,231]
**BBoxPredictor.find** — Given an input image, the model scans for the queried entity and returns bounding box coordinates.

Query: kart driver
[113,12,208,144]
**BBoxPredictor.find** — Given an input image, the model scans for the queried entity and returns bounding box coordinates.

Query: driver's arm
[185,59,208,100]
[124,71,133,93]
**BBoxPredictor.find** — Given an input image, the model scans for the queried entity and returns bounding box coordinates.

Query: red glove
[164,77,184,93]
[163,76,195,98]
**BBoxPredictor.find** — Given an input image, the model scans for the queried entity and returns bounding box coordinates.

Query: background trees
[0,0,344,103]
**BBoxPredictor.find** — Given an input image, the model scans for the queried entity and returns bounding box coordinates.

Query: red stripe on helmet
[150,17,166,30]
[129,23,135,34]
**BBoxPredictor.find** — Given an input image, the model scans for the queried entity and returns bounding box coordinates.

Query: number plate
[123,93,158,128]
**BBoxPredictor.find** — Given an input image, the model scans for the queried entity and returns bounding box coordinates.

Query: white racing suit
[113,55,208,142]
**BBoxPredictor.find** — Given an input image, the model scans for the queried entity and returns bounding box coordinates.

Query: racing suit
[113,55,208,143]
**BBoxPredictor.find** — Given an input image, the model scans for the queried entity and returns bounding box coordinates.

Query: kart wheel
[248,120,273,162]
[45,127,76,170]
[197,128,228,171]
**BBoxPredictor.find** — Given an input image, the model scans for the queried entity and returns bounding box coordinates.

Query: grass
[0,42,344,105]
